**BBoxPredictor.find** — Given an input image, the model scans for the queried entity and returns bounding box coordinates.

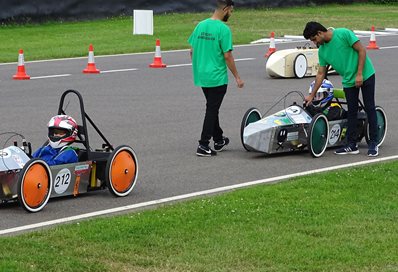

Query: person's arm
[224,50,244,88]
[32,147,43,158]
[352,41,366,87]
[190,47,193,60]
[305,66,327,106]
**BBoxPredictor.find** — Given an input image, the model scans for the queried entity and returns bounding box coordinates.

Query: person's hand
[304,94,314,107]
[355,74,363,87]
[236,77,244,88]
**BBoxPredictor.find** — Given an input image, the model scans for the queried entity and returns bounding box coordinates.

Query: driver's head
[47,115,78,149]
[308,79,334,110]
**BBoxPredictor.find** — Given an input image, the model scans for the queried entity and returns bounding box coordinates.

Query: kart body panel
[0,146,31,201]
[266,48,320,78]
[0,146,30,171]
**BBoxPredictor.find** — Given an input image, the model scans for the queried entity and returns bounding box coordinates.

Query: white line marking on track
[167,63,192,68]
[385,28,398,32]
[380,46,398,49]
[7,58,253,79]
[30,74,71,79]
[235,57,256,61]
[283,35,307,40]
[1,155,397,236]
[100,68,138,73]
[167,58,255,68]
[354,30,392,35]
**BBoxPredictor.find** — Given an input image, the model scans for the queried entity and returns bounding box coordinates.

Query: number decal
[329,124,341,145]
[54,168,72,194]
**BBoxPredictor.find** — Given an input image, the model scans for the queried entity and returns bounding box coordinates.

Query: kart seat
[77,149,88,162]
[333,89,346,99]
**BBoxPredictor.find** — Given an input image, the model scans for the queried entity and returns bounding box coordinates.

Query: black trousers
[343,74,377,145]
[199,84,227,146]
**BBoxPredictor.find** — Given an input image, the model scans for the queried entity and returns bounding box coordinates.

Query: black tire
[365,106,387,147]
[356,117,367,143]
[240,108,262,151]
[105,145,138,197]
[17,159,52,213]
[309,113,329,158]
[293,54,307,78]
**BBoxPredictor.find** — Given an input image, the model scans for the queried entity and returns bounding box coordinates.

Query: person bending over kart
[305,79,346,121]
[32,115,79,166]
[303,21,379,156]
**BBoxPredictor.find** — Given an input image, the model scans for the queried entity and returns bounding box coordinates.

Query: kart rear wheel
[105,145,138,197]
[365,106,387,147]
[17,159,52,213]
[293,54,307,78]
[356,118,367,142]
[240,107,262,151]
[309,113,329,158]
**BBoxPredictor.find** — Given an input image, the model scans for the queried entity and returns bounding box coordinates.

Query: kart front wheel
[309,113,329,158]
[17,159,52,213]
[365,106,387,147]
[240,107,262,151]
[105,145,138,197]
[293,54,307,79]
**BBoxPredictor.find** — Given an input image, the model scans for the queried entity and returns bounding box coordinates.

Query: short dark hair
[216,0,234,9]
[303,22,328,39]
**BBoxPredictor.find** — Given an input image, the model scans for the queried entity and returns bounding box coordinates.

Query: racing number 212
[55,172,70,187]
[53,168,72,194]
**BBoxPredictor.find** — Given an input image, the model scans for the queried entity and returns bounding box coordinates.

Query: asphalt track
[1,33,398,235]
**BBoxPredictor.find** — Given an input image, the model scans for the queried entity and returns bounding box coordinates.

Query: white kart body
[0,146,30,171]
[266,48,320,78]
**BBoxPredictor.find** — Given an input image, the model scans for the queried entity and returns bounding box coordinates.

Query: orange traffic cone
[83,44,100,73]
[149,39,166,68]
[366,26,379,50]
[13,49,30,80]
[265,32,277,58]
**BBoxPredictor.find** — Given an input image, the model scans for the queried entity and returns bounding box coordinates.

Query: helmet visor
[314,91,326,101]
[48,127,69,142]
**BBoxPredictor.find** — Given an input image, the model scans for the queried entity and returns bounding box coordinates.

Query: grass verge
[0,160,397,271]
[0,4,397,63]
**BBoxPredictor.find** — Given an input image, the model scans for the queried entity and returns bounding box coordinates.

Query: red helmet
[47,115,78,149]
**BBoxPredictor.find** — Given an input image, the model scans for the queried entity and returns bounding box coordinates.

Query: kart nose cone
[243,122,273,153]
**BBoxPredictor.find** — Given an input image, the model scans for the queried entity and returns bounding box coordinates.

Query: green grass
[1,160,397,271]
[0,3,397,63]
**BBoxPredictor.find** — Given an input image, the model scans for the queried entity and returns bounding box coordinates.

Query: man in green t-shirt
[303,21,379,157]
[188,0,244,157]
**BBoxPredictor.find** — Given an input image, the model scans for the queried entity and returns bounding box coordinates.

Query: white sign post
[133,10,154,35]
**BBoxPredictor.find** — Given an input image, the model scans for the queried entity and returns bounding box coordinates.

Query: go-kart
[266,46,336,79]
[240,89,387,157]
[0,90,138,212]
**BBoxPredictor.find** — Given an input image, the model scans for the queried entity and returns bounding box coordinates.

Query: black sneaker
[214,136,230,152]
[196,145,217,157]
[367,143,379,157]
[334,143,359,155]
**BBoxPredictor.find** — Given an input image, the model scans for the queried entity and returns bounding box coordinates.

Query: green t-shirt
[318,28,375,88]
[188,18,233,87]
